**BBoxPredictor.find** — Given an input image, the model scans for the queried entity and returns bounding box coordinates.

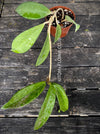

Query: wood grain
[0,0,100,133]
[2,3,100,16]
[0,30,100,48]
[4,0,100,3]
[0,15,99,32]
[0,48,100,67]
[0,67,100,90]
[0,90,100,116]
[0,117,100,134]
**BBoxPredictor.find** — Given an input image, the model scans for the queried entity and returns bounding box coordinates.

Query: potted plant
[1,2,80,130]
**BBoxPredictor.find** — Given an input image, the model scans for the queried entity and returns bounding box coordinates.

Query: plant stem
[55,8,64,20]
[47,17,54,83]
[46,8,64,83]
[48,30,52,82]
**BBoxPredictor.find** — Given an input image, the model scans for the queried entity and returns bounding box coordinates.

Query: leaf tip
[1,106,4,110]
[11,49,20,54]
[11,49,14,52]
[1,103,9,109]
[35,62,39,67]
[34,122,41,131]
[34,126,38,131]
[1,105,6,110]
[75,24,80,32]
[11,49,16,53]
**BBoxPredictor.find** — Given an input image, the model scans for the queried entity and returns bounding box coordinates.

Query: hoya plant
[1,2,80,130]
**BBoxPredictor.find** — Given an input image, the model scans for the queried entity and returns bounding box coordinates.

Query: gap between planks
[1,114,100,118]
[0,114,90,118]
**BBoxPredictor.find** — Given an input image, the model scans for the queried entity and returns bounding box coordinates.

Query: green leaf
[36,33,50,66]
[65,15,80,32]
[54,24,61,43]
[52,83,69,112]
[34,84,56,130]
[16,2,51,20]
[11,23,44,53]
[1,81,46,109]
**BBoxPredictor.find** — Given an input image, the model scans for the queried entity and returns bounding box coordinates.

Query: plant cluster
[1,2,80,130]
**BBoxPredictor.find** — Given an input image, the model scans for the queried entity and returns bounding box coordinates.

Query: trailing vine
[1,2,80,130]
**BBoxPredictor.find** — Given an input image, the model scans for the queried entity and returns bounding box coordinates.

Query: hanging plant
[1,2,80,130]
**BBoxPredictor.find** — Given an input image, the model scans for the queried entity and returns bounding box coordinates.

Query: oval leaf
[36,33,50,66]
[16,2,51,20]
[34,84,56,130]
[11,23,44,53]
[52,83,69,112]
[1,81,46,109]
[65,15,80,32]
[54,24,61,43]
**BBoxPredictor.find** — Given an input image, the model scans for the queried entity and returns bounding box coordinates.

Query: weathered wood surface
[0,15,99,32]
[0,67,100,90]
[4,0,100,3]
[0,0,100,133]
[0,117,100,134]
[0,15,100,49]
[0,48,100,67]
[0,90,100,116]
[0,31,100,48]
[2,3,100,16]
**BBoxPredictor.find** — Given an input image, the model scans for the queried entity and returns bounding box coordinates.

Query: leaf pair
[11,23,61,66]
[53,15,80,43]
[12,1,61,66]
[34,83,69,130]
[11,23,49,66]
[11,1,51,65]
[1,82,69,130]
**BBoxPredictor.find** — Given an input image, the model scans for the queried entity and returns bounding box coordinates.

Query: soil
[46,8,74,28]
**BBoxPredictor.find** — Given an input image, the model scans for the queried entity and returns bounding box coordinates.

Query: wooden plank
[0,90,100,116]
[0,117,100,134]
[0,16,99,48]
[4,0,100,4]
[0,1,99,133]
[0,15,99,32]
[2,3,100,16]
[62,31,100,48]
[0,17,43,32]
[0,48,100,67]
[0,30,100,48]
[0,67,100,90]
